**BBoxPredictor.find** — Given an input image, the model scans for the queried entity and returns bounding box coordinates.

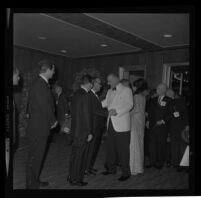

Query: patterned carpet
[13,133,189,189]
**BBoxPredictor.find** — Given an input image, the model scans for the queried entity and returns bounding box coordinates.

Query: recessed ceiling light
[38,36,47,40]
[61,50,67,53]
[100,44,108,47]
[163,34,173,38]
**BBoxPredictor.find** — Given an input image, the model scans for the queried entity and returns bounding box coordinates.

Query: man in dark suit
[147,83,172,169]
[51,85,69,142]
[6,67,20,179]
[68,75,93,186]
[85,77,108,175]
[13,67,20,152]
[166,89,189,171]
[57,87,70,126]
[26,59,58,189]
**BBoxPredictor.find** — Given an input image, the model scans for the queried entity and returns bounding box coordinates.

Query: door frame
[119,65,147,80]
[162,62,189,88]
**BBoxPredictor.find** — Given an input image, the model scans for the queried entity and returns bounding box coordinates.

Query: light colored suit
[102,83,133,132]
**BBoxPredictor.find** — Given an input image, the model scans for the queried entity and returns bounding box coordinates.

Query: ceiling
[14,13,189,59]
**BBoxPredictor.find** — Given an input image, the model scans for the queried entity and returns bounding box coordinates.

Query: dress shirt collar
[158,95,165,103]
[91,89,96,95]
[81,85,88,93]
[91,89,99,98]
[39,74,49,84]
[159,95,165,101]
[111,83,121,91]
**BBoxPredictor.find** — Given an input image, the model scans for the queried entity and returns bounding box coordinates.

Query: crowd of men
[12,59,189,189]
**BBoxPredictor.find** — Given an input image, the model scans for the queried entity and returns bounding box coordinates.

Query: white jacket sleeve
[102,99,107,108]
[116,88,133,116]
[101,91,109,108]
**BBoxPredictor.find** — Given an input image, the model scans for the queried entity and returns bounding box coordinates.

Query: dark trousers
[26,136,48,189]
[69,138,90,182]
[50,124,60,142]
[105,120,130,177]
[144,128,150,157]
[149,125,168,166]
[86,126,105,171]
[166,140,171,164]
[170,130,186,166]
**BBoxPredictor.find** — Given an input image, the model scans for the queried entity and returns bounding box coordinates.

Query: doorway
[162,62,190,106]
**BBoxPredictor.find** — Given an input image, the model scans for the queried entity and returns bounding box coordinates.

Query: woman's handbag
[60,114,71,134]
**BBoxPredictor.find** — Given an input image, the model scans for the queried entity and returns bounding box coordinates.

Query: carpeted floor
[13,133,189,189]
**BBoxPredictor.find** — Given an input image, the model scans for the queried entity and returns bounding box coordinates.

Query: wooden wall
[14,46,73,89]
[72,48,189,89]
[14,46,189,91]
[13,46,189,136]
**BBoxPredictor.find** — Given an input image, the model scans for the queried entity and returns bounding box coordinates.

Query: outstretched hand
[109,109,117,117]
[87,134,93,142]
[156,120,165,125]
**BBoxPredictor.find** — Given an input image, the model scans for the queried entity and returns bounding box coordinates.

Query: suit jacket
[89,91,107,134]
[12,101,16,143]
[71,88,93,141]
[168,97,189,131]
[147,95,172,129]
[26,76,56,138]
[57,92,70,124]
[102,83,133,132]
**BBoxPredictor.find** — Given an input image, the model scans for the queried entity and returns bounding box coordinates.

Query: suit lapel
[39,76,50,89]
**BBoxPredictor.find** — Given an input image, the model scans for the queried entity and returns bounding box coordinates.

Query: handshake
[108,109,117,117]
[156,120,165,125]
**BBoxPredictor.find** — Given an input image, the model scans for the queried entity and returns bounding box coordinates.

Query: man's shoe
[69,180,88,186]
[118,175,130,181]
[176,166,184,172]
[69,180,78,186]
[101,171,116,175]
[67,176,77,185]
[76,181,88,186]
[116,163,121,167]
[39,181,49,187]
[145,165,154,168]
[155,165,163,170]
[84,171,89,175]
[166,162,171,168]
[92,168,98,172]
[89,170,96,175]
[85,170,96,175]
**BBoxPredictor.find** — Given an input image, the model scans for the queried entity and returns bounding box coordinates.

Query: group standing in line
[12,59,190,188]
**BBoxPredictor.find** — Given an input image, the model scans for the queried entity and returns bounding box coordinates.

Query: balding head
[107,73,119,89]
[166,88,175,99]
[156,83,167,96]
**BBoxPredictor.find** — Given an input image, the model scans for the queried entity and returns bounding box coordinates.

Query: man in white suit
[101,73,133,181]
